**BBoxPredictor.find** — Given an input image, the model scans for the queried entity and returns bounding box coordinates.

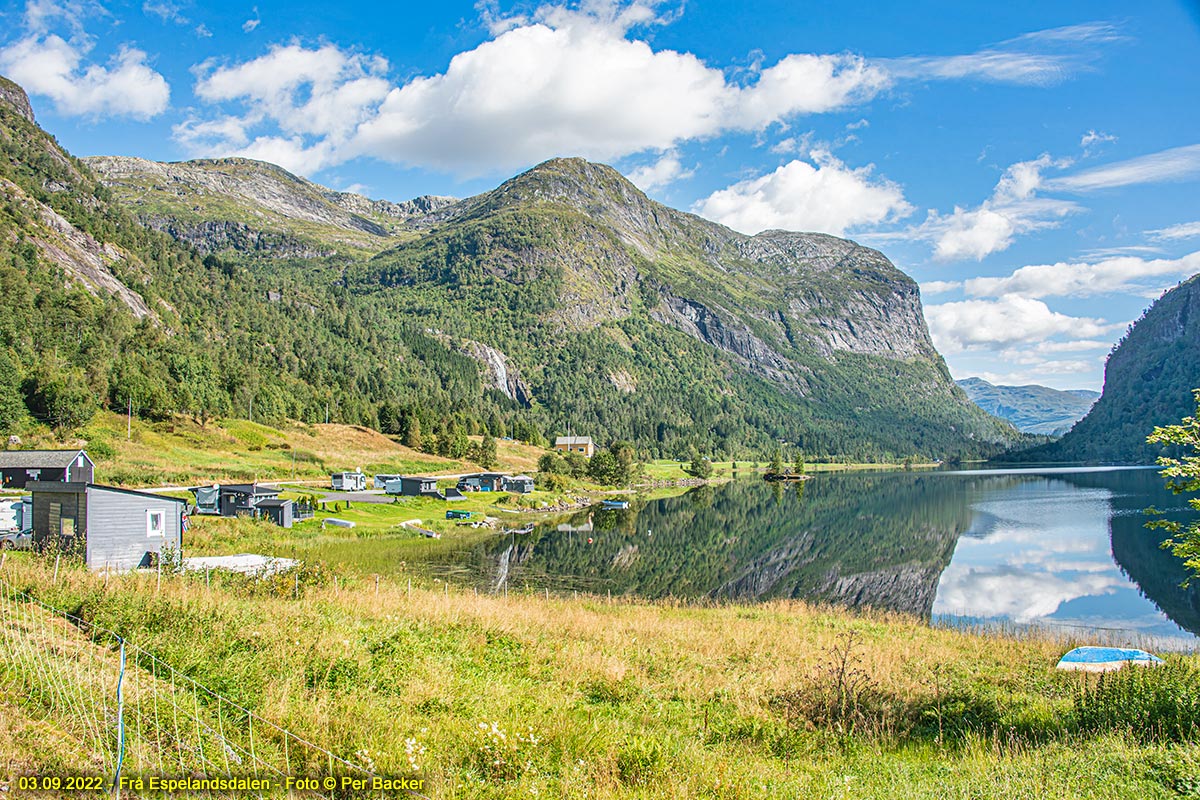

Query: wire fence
[0,567,426,798]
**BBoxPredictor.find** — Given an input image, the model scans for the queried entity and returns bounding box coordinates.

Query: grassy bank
[1,554,1197,798]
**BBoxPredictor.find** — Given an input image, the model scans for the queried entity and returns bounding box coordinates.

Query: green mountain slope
[3,75,1018,460]
[0,76,495,440]
[956,377,1098,436]
[1011,273,1200,463]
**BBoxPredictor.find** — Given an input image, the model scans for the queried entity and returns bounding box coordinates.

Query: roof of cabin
[0,449,91,469]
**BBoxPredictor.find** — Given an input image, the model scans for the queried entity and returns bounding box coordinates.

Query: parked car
[0,529,32,550]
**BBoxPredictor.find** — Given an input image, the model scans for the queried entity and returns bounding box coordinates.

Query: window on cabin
[147,510,165,538]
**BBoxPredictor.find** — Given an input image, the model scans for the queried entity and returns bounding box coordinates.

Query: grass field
[1,553,1197,799]
[20,412,553,489]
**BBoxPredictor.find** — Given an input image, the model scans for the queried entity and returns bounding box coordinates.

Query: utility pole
[126,396,132,440]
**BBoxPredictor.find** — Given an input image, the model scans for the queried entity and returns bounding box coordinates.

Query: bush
[1073,659,1200,742]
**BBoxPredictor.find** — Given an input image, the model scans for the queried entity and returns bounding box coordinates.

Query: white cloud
[920,280,959,295]
[352,20,734,173]
[885,51,1073,87]
[1147,221,1200,242]
[626,151,692,191]
[178,43,390,172]
[692,150,912,236]
[242,6,260,32]
[177,5,1112,178]
[924,295,1115,354]
[734,53,889,127]
[143,0,187,24]
[194,24,211,38]
[909,155,1080,261]
[1004,21,1126,46]
[1046,143,1200,192]
[960,251,1200,299]
[1080,129,1117,156]
[0,34,170,119]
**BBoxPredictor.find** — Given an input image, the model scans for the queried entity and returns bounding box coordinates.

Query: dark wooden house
[0,450,94,489]
[217,484,281,517]
[387,476,438,497]
[502,475,535,494]
[29,482,186,572]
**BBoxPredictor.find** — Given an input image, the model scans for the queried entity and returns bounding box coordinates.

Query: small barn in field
[0,450,94,489]
[28,482,186,572]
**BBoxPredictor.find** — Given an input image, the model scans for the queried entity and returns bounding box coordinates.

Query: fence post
[53,553,60,583]
[112,639,126,797]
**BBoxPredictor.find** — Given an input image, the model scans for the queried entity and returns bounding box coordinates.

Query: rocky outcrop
[140,216,335,258]
[651,293,809,392]
[461,340,533,407]
[326,191,459,223]
[2,177,151,318]
[0,77,35,124]
[86,156,389,235]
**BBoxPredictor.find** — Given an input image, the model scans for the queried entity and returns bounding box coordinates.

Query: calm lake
[416,466,1200,647]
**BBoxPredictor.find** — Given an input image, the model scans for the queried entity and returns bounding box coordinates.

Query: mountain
[956,377,1099,436]
[84,155,457,257]
[1011,273,1200,463]
[2,75,1017,460]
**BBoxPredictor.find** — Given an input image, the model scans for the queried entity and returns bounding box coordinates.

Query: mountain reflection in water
[415,467,1200,640]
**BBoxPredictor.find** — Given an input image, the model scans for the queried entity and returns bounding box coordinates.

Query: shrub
[1073,659,1200,742]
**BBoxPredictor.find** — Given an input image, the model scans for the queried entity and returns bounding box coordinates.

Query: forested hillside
[1011,273,1200,463]
[3,75,1018,461]
[0,75,527,452]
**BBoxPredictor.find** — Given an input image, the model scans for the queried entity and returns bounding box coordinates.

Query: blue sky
[2,0,1198,391]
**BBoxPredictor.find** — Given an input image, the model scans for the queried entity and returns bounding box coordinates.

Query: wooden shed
[28,482,185,572]
[255,498,294,529]
[0,450,94,489]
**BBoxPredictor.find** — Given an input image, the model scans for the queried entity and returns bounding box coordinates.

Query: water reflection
[417,467,1200,640]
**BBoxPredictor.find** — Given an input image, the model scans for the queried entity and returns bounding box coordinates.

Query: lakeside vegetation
[2,554,1198,798]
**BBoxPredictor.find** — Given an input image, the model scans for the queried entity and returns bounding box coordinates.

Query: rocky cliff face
[0,77,34,124]
[326,190,459,223]
[0,82,153,319]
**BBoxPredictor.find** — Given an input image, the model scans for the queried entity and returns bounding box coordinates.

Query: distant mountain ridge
[1,74,1019,459]
[956,377,1098,436]
[1011,273,1200,463]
